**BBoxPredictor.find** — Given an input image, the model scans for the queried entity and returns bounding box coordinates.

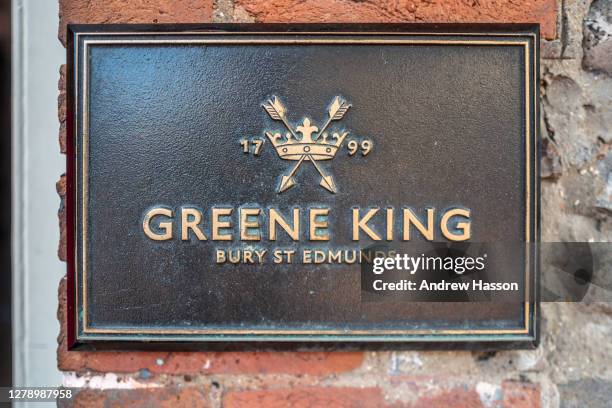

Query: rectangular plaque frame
[66,24,539,349]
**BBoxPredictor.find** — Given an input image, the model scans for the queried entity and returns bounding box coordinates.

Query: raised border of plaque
[66,24,540,349]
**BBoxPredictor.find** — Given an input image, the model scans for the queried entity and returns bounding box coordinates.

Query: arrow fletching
[262,96,286,121]
[328,96,350,121]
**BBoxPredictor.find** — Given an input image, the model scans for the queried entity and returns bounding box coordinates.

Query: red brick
[57,65,67,261]
[58,387,211,408]
[59,347,364,376]
[413,388,484,408]
[502,381,541,408]
[58,0,214,45]
[223,387,385,408]
[58,65,67,154]
[57,279,364,375]
[57,175,67,262]
[235,0,557,40]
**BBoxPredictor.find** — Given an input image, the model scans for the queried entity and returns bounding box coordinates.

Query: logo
[240,96,374,194]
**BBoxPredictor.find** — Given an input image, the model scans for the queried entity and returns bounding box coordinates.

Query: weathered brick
[57,175,67,262]
[58,387,211,408]
[223,387,386,408]
[223,383,541,408]
[502,380,541,407]
[386,377,540,407]
[58,64,67,154]
[59,347,364,376]
[58,0,214,45]
[57,65,67,262]
[414,388,484,408]
[57,279,364,375]
[235,0,557,40]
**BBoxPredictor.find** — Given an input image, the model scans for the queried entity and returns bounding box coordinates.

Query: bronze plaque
[66,24,539,348]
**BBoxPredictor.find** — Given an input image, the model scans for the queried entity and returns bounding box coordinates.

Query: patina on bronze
[66,24,539,348]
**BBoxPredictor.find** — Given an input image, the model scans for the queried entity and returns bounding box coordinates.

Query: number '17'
[240,138,265,155]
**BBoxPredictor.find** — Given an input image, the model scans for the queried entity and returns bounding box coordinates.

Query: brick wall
[57,1,612,407]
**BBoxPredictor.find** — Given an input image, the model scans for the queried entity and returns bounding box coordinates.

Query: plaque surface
[67,24,539,347]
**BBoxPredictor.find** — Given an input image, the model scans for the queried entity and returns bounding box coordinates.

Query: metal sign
[66,24,539,347]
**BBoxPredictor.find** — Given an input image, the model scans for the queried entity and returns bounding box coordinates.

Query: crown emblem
[240,95,373,194]
[264,97,349,163]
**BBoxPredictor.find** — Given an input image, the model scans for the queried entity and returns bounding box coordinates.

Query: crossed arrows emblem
[262,96,350,194]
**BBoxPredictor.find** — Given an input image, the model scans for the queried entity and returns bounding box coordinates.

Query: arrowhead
[278,176,296,193]
[319,175,337,193]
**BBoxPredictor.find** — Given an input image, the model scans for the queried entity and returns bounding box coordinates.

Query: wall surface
[56,0,612,407]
